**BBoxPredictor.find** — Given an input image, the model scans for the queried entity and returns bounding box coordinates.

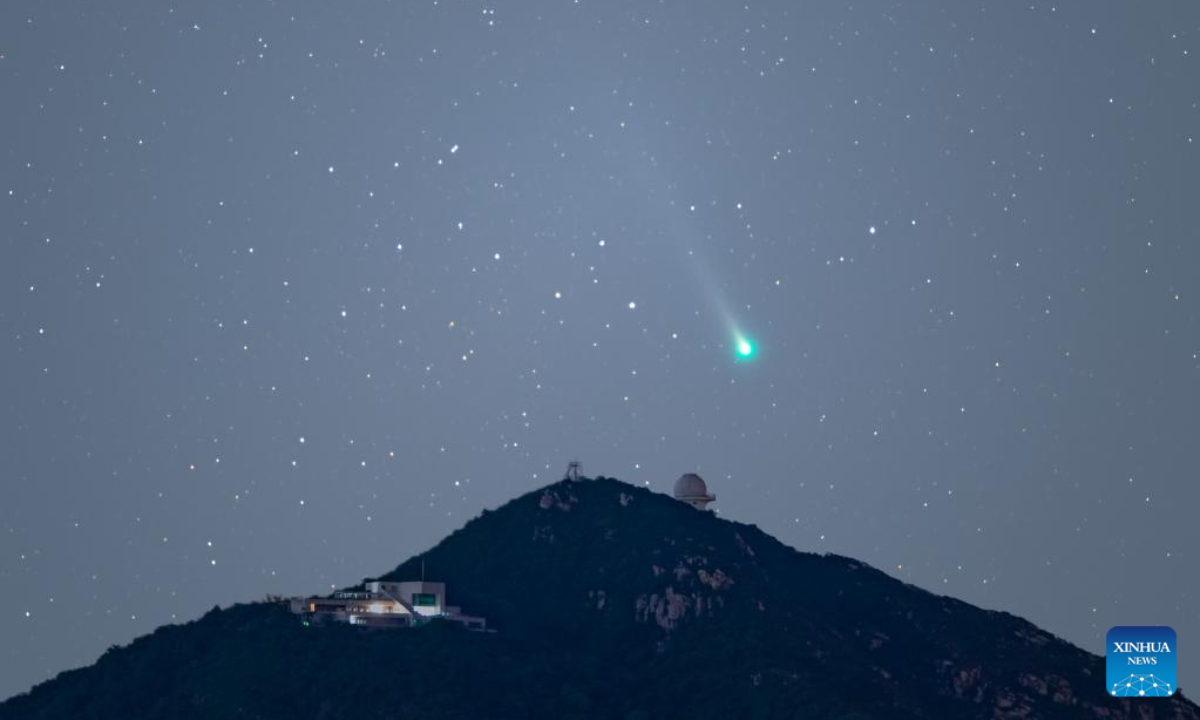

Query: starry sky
[3,0,1199,701]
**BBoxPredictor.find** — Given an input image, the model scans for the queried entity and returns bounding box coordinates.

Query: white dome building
[673,473,716,511]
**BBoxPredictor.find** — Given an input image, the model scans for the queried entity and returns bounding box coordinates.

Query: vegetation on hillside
[3,477,1196,719]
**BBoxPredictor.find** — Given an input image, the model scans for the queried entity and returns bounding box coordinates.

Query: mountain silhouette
[3,476,1196,719]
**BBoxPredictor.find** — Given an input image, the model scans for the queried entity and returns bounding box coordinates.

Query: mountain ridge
[3,475,1195,719]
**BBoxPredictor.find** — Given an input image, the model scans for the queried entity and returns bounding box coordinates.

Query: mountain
[2,476,1196,719]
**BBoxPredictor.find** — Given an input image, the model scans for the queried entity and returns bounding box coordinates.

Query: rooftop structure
[673,473,716,511]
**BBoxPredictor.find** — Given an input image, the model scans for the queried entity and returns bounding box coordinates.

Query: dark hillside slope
[3,477,1196,719]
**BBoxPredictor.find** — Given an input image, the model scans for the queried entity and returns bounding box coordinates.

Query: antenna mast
[564,460,582,482]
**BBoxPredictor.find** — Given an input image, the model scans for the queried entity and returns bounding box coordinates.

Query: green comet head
[735,336,756,359]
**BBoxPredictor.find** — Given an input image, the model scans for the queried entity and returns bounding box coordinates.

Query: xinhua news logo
[1107,626,1176,697]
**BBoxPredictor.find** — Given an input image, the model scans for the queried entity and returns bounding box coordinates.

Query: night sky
[4,0,1199,701]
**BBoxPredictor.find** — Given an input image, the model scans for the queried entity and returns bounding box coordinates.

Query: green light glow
[736,337,755,358]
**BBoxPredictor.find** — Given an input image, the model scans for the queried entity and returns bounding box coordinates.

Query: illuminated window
[412,593,437,607]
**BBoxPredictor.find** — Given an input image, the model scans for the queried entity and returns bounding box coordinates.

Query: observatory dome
[673,473,716,511]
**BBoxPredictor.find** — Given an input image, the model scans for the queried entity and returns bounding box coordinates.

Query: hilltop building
[674,473,716,510]
[289,579,487,631]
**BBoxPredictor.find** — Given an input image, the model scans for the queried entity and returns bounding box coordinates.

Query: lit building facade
[289,579,487,631]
